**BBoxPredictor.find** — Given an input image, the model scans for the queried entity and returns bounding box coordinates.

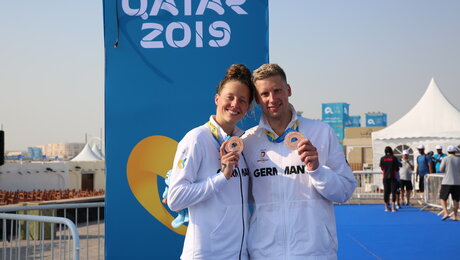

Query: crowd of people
[379,144,460,220]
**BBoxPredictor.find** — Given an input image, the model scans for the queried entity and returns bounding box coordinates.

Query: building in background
[5,151,27,160]
[0,142,105,192]
[343,127,385,171]
[37,143,85,159]
[365,112,387,127]
[0,161,105,192]
[321,103,388,170]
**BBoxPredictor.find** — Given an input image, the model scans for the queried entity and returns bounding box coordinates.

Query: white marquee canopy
[71,143,103,161]
[372,78,460,169]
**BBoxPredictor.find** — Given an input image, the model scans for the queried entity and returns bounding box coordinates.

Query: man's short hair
[385,146,393,155]
[253,63,287,84]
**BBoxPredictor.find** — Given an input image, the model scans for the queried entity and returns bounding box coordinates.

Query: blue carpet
[335,204,460,260]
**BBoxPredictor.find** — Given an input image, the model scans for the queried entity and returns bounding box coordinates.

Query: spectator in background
[433,145,447,173]
[427,151,436,173]
[399,150,414,206]
[395,176,402,209]
[416,144,433,192]
[380,146,401,212]
[439,145,460,221]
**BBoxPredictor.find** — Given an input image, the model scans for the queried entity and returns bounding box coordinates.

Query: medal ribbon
[265,120,299,143]
[206,121,230,146]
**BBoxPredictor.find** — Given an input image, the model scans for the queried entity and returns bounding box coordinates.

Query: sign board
[103,1,268,258]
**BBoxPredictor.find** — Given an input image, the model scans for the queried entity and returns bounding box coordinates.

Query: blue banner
[27,147,43,160]
[345,115,361,127]
[328,123,345,142]
[322,102,349,124]
[103,0,268,258]
[365,113,387,127]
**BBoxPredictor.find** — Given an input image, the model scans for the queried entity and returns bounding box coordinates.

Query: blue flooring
[335,204,460,260]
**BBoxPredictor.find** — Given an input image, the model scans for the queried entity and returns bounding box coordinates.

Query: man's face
[437,149,443,154]
[418,149,425,155]
[254,75,292,122]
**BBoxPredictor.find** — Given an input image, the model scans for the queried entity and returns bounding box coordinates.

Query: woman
[167,64,254,260]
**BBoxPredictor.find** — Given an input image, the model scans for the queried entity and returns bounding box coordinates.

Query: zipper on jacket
[238,166,245,260]
[281,143,288,259]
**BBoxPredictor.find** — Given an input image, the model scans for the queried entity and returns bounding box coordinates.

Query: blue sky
[1,0,459,150]
[270,1,460,120]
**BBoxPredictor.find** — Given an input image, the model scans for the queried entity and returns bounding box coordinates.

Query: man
[416,144,433,192]
[399,150,414,206]
[379,146,401,212]
[433,145,447,173]
[439,145,460,221]
[242,64,357,259]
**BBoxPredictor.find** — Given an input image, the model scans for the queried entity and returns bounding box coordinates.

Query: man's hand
[220,140,240,180]
[297,138,319,171]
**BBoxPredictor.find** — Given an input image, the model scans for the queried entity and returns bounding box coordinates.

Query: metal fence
[0,213,80,260]
[424,174,444,209]
[352,171,384,200]
[423,174,460,218]
[0,202,104,260]
[351,171,458,213]
[351,171,424,202]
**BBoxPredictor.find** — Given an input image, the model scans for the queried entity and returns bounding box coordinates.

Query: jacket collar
[209,115,245,142]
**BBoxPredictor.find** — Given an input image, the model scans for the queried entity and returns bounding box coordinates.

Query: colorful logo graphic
[127,135,187,235]
[177,158,187,169]
[257,149,269,163]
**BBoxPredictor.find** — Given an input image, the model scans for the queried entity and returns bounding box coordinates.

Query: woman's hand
[220,140,240,180]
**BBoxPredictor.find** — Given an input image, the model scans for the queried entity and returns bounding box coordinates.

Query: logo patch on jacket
[177,158,187,169]
[257,149,269,163]
[177,147,189,169]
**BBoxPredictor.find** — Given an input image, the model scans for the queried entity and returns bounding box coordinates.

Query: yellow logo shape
[177,158,187,169]
[127,135,187,235]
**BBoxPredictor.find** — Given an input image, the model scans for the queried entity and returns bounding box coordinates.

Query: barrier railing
[351,171,424,203]
[0,213,80,259]
[424,174,444,209]
[352,171,384,200]
[423,174,460,217]
[0,202,104,260]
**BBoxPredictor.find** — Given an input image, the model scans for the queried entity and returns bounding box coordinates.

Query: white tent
[71,143,102,161]
[91,143,104,160]
[372,78,460,169]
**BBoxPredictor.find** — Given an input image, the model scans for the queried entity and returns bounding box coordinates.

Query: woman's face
[215,80,250,126]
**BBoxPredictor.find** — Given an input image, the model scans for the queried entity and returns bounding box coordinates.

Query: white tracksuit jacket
[168,116,249,260]
[242,107,357,260]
